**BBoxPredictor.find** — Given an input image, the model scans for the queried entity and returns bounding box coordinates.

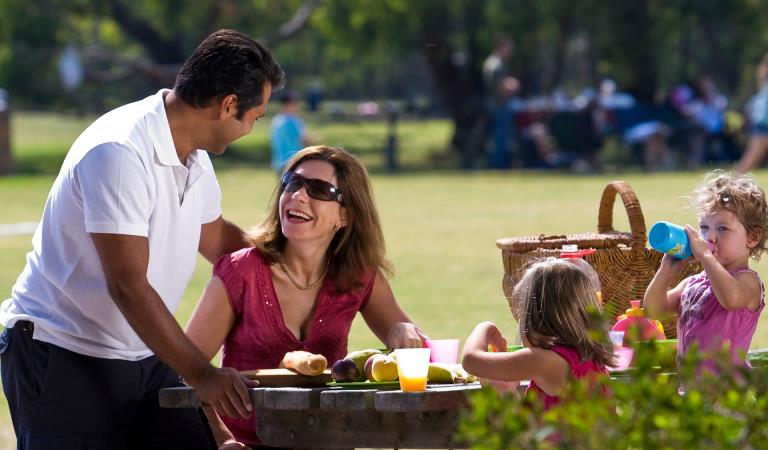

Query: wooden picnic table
[160,383,482,449]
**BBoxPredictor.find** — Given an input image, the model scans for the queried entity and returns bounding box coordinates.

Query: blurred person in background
[0,29,283,450]
[684,76,728,168]
[737,53,768,173]
[597,78,673,171]
[483,35,519,169]
[271,89,317,174]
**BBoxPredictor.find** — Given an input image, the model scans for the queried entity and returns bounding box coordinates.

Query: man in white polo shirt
[0,29,283,449]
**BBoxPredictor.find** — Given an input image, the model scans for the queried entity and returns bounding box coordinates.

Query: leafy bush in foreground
[459,343,768,449]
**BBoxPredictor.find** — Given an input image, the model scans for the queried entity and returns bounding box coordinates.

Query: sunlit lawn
[1,111,767,448]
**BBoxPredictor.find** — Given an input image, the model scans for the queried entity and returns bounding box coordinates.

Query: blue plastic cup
[648,221,692,259]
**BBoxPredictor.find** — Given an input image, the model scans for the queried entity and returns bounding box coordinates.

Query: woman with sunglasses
[185,145,426,449]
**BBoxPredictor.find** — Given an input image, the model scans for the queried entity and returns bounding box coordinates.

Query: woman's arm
[461,322,569,396]
[186,276,237,360]
[359,270,426,348]
[186,277,249,448]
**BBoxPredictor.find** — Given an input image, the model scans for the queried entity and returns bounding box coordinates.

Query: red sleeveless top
[525,345,609,410]
[213,247,375,445]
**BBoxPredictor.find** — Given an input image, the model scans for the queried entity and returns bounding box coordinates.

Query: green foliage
[459,343,768,449]
[5,1,768,107]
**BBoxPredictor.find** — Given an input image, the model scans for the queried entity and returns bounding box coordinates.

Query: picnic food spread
[330,348,477,385]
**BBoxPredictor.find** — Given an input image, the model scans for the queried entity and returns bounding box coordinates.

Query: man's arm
[199,216,248,264]
[91,232,253,418]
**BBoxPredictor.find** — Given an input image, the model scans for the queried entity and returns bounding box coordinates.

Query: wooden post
[0,88,12,175]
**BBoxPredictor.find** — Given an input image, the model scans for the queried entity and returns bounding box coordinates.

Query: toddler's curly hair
[692,170,768,260]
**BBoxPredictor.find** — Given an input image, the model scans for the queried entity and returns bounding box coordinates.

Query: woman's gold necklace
[279,261,328,290]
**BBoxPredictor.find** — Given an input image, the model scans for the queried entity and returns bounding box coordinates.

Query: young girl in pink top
[645,171,768,370]
[462,258,615,409]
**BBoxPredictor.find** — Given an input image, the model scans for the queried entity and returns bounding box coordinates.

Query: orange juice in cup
[399,374,428,391]
[394,348,431,392]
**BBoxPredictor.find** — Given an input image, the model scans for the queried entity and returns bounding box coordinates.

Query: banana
[427,363,478,384]
[453,365,478,383]
[427,363,458,383]
[345,349,382,381]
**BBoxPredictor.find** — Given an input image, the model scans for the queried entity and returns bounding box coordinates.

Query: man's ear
[219,94,238,119]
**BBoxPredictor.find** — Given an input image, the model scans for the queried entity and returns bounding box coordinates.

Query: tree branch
[105,0,185,63]
[85,0,320,87]
[259,0,322,47]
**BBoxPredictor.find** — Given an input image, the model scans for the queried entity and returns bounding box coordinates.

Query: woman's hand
[386,322,427,348]
[218,439,252,450]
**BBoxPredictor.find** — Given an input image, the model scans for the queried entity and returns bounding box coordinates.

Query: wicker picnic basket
[496,181,700,339]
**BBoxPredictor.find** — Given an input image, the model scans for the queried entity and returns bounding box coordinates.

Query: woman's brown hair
[509,258,615,367]
[247,145,393,292]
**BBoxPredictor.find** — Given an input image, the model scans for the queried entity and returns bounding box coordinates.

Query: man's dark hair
[174,29,285,119]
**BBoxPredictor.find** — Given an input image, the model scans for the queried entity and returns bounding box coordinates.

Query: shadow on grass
[11,152,67,176]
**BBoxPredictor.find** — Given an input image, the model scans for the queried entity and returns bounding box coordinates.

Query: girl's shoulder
[550,345,608,375]
[549,345,582,365]
[731,267,761,278]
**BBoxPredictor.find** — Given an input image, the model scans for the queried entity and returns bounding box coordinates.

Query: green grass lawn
[1,112,767,448]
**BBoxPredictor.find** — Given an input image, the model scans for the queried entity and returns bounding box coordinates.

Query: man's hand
[188,366,257,418]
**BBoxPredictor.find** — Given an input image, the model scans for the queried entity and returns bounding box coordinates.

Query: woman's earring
[333,224,339,233]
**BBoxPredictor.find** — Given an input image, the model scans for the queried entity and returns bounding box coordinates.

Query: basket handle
[596,181,647,250]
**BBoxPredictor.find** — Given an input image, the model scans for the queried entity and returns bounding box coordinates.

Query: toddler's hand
[485,325,508,353]
[685,224,712,260]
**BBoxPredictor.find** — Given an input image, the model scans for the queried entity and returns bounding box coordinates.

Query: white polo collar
[147,89,209,173]
[147,89,184,168]
[146,89,209,201]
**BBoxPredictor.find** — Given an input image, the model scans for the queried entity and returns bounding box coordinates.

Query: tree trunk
[622,1,657,102]
[549,3,577,90]
[0,99,12,175]
[422,38,487,168]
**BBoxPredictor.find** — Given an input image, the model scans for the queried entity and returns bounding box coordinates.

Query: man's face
[209,83,272,155]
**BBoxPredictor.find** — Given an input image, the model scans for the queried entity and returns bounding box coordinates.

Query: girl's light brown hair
[509,258,615,366]
[246,145,392,292]
[692,170,768,260]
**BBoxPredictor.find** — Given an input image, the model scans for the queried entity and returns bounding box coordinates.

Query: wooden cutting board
[240,368,332,387]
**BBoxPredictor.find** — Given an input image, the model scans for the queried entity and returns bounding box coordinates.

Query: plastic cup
[649,221,692,259]
[609,330,625,349]
[611,347,635,371]
[425,339,460,363]
[394,348,431,392]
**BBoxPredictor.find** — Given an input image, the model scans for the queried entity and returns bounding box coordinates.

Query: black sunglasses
[281,171,343,203]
